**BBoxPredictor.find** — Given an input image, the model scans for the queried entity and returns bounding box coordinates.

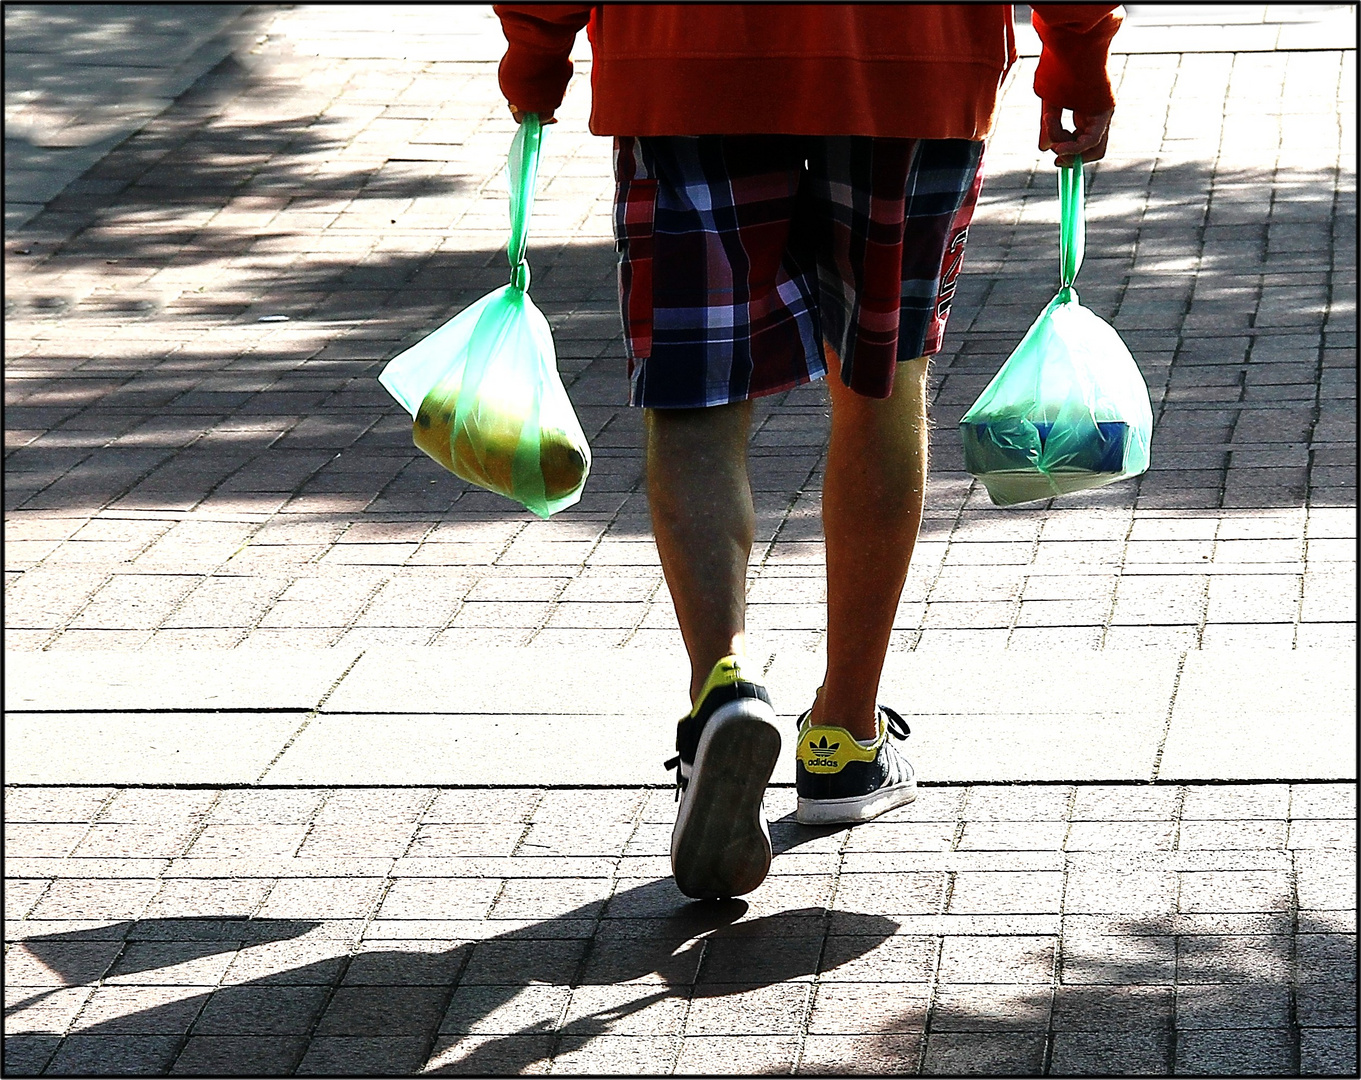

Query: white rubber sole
[796,779,917,826]
[670,697,782,900]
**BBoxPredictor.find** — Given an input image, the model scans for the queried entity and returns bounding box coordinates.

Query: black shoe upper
[795,706,912,801]
[665,679,773,795]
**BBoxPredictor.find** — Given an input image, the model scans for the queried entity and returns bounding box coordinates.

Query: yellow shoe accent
[795,720,882,775]
[688,654,753,719]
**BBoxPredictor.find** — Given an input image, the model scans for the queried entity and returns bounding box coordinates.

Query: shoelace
[795,706,911,742]
[881,706,911,742]
[663,754,685,801]
[668,708,911,799]
[878,706,913,785]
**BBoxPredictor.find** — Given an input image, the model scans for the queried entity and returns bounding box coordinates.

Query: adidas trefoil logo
[808,735,840,758]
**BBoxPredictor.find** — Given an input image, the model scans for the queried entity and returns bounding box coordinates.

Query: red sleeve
[494,4,594,115]
[1029,4,1123,113]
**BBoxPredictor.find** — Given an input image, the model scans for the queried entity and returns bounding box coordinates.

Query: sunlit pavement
[4,6,1356,1075]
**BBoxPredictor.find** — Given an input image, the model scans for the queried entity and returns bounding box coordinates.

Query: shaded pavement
[3,4,1357,1076]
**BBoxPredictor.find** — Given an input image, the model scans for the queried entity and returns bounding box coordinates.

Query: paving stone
[1175,984,1292,1029]
[1051,984,1174,1030]
[936,936,1056,985]
[4,823,91,858]
[1286,819,1357,850]
[459,938,590,986]
[920,1031,1047,1075]
[1065,870,1179,916]
[1061,933,1176,985]
[3,985,97,1035]
[831,873,947,915]
[424,1033,555,1075]
[806,983,930,1034]
[686,983,812,1035]
[42,1034,184,1076]
[255,878,386,920]
[2,787,116,823]
[1299,1027,1359,1076]
[313,984,449,1038]
[296,1035,436,1076]
[797,1033,922,1075]
[1174,1028,1295,1075]
[1048,1030,1173,1075]
[488,877,613,920]
[1290,783,1357,819]
[29,879,161,921]
[1067,820,1178,850]
[1176,935,1293,984]
[1297,933,1358,983]
[1178,819,1288,849]
[220,938,349,987]
[1177,870,1292,912]
[692,932,824,985]
[946,871,1064,914]
[819,936,937,983]
[673,1034,802,1075]
[1296,983,1360,1028]
[930,984,1052,1031]
[169,1035,308,1076]
[2,1035,62,1075]
[550,1034,681,1074]
[374,877,501,920]
[104,942,239,987]
[954,820,1066,851]
[141,879,274,920]
[5,940,125,986]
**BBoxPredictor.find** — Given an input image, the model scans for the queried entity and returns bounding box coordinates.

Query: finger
[1072,110,1113,151]
[1039,104,1069,150]
[1081,126,1110,163]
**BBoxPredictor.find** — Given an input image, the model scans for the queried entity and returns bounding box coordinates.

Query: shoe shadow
[8,881,897,1076]
[770,813,848,856]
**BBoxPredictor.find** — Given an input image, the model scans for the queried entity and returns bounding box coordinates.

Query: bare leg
[645,402,755,705]
[809,350,930,741]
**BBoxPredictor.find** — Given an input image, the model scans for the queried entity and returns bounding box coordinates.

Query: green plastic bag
[959,160,1152,507]
[378,114,590,518]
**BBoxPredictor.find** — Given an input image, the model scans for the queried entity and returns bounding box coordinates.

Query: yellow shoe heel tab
[690,654,752,716]
[797,724,879,767]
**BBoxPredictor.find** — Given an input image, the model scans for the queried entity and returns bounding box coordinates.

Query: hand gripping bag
[959,160,1152,506]
[378,114,590,518]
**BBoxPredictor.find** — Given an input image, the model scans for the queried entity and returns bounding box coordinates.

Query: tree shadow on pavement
[6,150,1351,525]
[3,877,900,1076]
[9,876,1355,1076]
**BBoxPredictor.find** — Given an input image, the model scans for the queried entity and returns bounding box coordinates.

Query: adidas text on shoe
[666,655,781,899]
[794,705,916,825]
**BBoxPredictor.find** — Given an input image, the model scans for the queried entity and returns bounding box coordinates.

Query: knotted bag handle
[1057,159,1085,303]
[507,113,542,292]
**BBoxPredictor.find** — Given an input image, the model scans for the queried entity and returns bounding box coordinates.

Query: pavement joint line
[252,648,369,783]
[1149,650,1191,784]
[1286,847,1305,1073]
[8,777,1349,791]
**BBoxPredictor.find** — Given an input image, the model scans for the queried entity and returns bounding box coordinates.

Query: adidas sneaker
[665,655,781,899]
[794,705,916,825]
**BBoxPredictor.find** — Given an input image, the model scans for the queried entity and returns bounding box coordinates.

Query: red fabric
[1030,4,1122,113]
[494,3,1121,138]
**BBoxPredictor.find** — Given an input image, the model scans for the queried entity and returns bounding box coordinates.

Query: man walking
[495,3,1121,899]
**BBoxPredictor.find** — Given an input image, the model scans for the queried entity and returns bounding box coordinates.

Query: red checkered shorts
[614,134,984,408]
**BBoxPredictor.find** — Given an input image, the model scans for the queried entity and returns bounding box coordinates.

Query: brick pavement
[4,6,1358,1076]
[4,7,1355,656]
[4,783,1356,1076]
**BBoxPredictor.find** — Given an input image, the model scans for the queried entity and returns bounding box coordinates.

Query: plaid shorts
[613,134,985,408]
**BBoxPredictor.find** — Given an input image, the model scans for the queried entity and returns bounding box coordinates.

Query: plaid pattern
[613,134,985,408]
